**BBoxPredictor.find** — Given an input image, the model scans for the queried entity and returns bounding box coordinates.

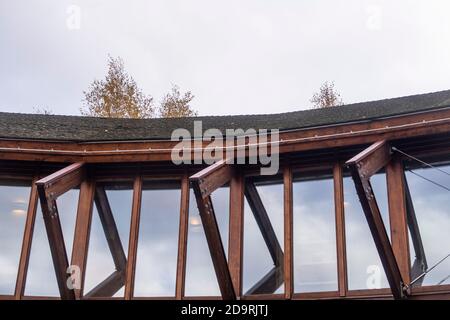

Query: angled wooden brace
[245,265,284,295]
[35,162,86,300]
[403,172,427,284]
[346,141,407,299]
[84,185,128,298]
[244,180,284,295]
[190,159,236,300]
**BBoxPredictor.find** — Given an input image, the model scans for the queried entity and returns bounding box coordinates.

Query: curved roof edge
[1,89,450,142]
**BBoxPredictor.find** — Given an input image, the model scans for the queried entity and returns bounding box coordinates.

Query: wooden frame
[289,165,341,298]
[386,156,411,284]
[244,179,284,296]
[190,159,236,300]
[228,169,245,297]
[14,178,39,299]
[124,175,142,300]
[83,184,129,298]
[283,166,293,299]
[333,163,348,297]
[175,173,190,299]
[1,105,450,300]
[35,162,86,300]
[70,178,96,299]
[346,141,407,299]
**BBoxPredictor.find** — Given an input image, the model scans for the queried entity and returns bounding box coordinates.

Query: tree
[33,106,53,115]
[81,56,155,118]
[310,81,344,108]
[159,84,198,118]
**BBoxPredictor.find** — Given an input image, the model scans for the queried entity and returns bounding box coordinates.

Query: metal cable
[437,274,450,286]
[408,253,450,287]
[394,147,450,288]
[392,146,450,176]
[407,170,450,192]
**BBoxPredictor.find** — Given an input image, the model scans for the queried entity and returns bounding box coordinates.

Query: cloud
[2,1,450,116]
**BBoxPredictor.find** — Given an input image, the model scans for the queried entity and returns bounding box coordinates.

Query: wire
[394,147,450,289]
[407,170,450,192]
[408,253,450,287]
[392,146,450,176]
[437,274,450,286]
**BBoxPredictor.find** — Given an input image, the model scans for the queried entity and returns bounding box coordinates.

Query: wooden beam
[283,166,293,299]
[83,271,124,298]
[228,170,245,298]
[190,159,234,198]
[124,175,142,300]
[70,179,95,299]
[346,140,406,299]
[333,163,348,297]
[245,266,283,295]
[175,174,190,299]
[244,181,284,265]
[14,178,39,299]
[36,186,75,300]
[36,162,85,200]
[94,186,127,272]
[347,140,391,178]
[34,163,87,300]
[386,157,411,284]
[191,183,236,300]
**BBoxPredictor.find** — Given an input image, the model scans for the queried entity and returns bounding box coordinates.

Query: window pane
[0,180,31,295]
[243,178,284,295]
[185,187,229,296]
[345,173,390,290]
[134,180,181,297]
[25,189,79,296]
[405,163,450,286]
[84,182,133,297]
[293,173,338,293]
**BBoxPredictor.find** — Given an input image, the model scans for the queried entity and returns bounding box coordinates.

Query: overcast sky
[1,0,450,116]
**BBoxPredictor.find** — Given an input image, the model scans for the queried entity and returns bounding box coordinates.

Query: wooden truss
[83,185,127,297]
[244,180,284,295]
[32,142,429,300]
[36,162,86,300]
[190,160,236,300]
[36,162,129,299]
[346,140,408,299]
[190,160,286,299]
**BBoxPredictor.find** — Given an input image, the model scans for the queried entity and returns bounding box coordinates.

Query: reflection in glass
[25,189,79,296]
[243,179,284,295]
[405,163,450,286]
[0,180,31,295]
[185,187,229,296]
[84,182,133,297]
[293,173,338,293]
[345,173,390,290]
[134,180,181,297]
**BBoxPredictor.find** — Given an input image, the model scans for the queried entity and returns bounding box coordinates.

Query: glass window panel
[134,180,181,297]
[185,187,229,296]
[345,173,390,290]
[25,189,79,296]
[243,178,284,295]
[0,180,31,295]
[293,173,338,293]
[405,163,450,286]
[84,182,133,297]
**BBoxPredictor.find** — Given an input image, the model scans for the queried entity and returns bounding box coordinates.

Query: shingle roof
[1,90,450,142]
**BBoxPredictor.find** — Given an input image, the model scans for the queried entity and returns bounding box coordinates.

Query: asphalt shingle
[1,90,449,142]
